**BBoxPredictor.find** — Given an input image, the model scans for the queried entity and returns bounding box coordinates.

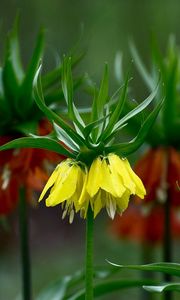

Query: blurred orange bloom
[134,147,180,206]
[0,120,65,215]
[111,204,180,244]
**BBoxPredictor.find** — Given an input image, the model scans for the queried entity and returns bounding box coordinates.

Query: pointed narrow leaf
[101,73,129,141]
[37,270,84,300]
[107,261,180,277]
[113,80,160,132]
[61,56,84,132]
[163,57,178,137]
[90,64,109,140]
[17,29,44,116]
[53,122,80,152]
[105,98,163,156]
[90,64,108,121]
[96,63,109,117]
[0,137,74,157]
[33,66,85,147]
[42,51,84,89]
[67,279,157,300]
[2,37,20,112]
[6,15,24,81]
[130,40,154,91]
[143,283,180,293]
[84,113,111,139]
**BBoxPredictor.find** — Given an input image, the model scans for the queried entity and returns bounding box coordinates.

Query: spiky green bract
[0,54,162,164]
[0,16,83,136]
[129,36,180,148]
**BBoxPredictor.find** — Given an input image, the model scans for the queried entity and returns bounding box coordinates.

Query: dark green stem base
[19,187,32,300]
[85,206,94,300]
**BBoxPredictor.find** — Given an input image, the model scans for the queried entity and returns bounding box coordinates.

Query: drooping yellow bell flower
[83,153,146,218]
[39,154,146,221]
[39,158,88,223]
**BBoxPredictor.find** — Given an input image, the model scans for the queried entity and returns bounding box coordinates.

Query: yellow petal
[46,164,79,206]
[80,200,89,219]
[100,158,125,197]
[108,154,136,194]
[93,190,103,218]
[78,167,89,205]
[106,194,116,219]
[116,190,131,213]
[86,157,102,197]
[123,159,146,198]
[39,164,61,201]
[52,159,73,189]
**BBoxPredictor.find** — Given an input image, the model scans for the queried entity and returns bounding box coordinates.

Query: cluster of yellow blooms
[39,153,146,222]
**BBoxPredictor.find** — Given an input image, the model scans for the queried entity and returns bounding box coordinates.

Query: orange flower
[0,120,65,215]
[111,204,180,244]
[134,147,180,206]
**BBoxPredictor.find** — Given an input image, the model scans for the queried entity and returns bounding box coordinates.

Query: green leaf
[66,279,157,300]
[105,98,164,156]
[2,40,20,113]
[163,56,178,138]
[143,283,180,293]
[91,64,108,121]
[53,122,80,152]
[96,63,109,118]
[0,137,74,158]
[90,64,108,140]
[111,79,160,134]
[17,29,44,116]
[0,69,11,124]
[37,270,84,300]
[84,113,111,140]
[2,16,24,115]
[61,56,85,132]
[42,51,84,90]
[33,66,86,148]
[130,40,154,91]
[5,14,24,82]
[100,72,129,141]
[107,261,180,277]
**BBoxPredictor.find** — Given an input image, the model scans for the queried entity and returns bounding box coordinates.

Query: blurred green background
[0,1,180,299]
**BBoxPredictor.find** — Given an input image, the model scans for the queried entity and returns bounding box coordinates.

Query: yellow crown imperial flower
[39,154,146,221]
[83,153,146,219]
[39,158,89,223]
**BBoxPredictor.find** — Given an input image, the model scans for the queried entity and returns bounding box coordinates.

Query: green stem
[141,243,155,300]
[19,187,32,300]
[85,206,94,300]
[163,196,172,300]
